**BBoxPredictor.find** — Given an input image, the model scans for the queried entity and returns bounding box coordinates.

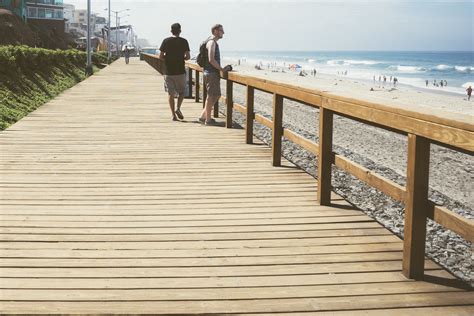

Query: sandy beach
[214,58,473,283]
[225,58,474,118]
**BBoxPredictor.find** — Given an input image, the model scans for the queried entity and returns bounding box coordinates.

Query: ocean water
[223,51,473,95]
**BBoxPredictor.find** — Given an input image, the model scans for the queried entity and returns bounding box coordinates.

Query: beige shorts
[204,72,221,97]
[164,74,185,96]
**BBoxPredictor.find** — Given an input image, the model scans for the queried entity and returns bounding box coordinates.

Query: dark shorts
[204,72,221,97]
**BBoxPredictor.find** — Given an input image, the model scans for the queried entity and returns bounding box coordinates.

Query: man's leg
[168,95,177,119]
[176,93,184,110]
[203,95,219,121]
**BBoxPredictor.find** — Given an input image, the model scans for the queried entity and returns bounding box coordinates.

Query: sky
[65,0,473,52]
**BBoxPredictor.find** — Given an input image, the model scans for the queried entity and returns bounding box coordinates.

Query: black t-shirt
[159,37,190,75]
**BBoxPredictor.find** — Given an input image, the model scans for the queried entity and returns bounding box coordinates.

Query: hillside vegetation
[0,45,110,130]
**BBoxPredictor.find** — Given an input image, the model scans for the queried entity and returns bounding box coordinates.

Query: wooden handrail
[143,54,474,281]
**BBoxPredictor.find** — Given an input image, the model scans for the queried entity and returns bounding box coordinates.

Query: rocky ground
[215,84,473,285]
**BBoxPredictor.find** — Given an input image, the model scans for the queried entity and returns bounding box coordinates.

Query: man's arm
[159,51,165,61]
[184,51,190,61]
[207,40,223,72]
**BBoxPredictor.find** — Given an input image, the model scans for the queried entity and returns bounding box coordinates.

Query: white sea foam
[389,65,426,73]
[343,59,380,65]
[326,59,379,66]
[434,64,454,71]
[454,66,472,73]
[308,59,316,63]
[327,60,344,65]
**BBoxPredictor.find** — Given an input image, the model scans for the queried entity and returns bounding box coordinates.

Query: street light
[107,0,111,63]
[85,0,92,75]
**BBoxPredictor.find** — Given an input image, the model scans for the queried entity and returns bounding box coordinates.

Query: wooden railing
[143,53,474,281]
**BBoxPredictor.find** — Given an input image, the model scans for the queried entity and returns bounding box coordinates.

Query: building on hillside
[26,0,64,33]
[0,0,27,21]
[62,2,73,32]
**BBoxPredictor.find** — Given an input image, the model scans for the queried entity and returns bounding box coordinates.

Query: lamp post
[107,0,111,63]
[85,0,93,75]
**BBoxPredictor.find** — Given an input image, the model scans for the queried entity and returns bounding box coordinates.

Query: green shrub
[0,45,115,130]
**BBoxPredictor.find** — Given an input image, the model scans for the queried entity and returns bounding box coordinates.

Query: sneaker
[197,117,205,123]
[175,108,184,120]
[205,118,217,125]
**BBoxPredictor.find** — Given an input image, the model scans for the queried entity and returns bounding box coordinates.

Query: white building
[63,3,74,33]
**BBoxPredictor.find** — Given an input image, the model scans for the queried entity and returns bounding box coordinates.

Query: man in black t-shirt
[159,23,190,121]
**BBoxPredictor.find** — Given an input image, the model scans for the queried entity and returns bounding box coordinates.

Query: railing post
[403,134,430,280]
[272,94,283,166]
[246,86,254,144]
[195,71,200,103]
[226,80,233,128]
[187,68,193,98]
[213,100,219,118]
[318,106,334,205]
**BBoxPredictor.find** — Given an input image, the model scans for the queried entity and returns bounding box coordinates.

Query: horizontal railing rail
[143,53,474,281]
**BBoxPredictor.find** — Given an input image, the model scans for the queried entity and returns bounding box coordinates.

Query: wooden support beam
[226,80,233,128]
[187,69,193,98]
[272,94,283,166]
[213,100,219,118]
[246,86,255,144]
[318,106,334,205]
[403,134,430,280]
[195,71,200,103]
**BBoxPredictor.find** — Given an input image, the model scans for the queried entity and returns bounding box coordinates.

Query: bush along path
[0,46,115,130]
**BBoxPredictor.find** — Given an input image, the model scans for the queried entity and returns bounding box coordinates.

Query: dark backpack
[196,38,210,67]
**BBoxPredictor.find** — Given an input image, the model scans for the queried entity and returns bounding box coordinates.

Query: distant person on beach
[159,23,191,121]
[393,77,398,87]
[440,80,444,87]
[198,24,231,125]
[124,46,130,64]
[467,86,472,101]
[426,80,429,87]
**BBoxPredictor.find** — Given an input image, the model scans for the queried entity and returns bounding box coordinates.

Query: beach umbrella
[462,82,473,88]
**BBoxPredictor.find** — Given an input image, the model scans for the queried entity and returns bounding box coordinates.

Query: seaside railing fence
[143,53,474,281]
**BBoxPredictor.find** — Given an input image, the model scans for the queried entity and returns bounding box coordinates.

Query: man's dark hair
[171,23,181,35]
[211,24,223,34]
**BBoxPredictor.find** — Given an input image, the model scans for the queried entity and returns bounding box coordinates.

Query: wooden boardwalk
[0,59,472,314]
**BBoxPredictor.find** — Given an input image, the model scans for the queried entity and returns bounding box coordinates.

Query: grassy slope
[0,46,112,130]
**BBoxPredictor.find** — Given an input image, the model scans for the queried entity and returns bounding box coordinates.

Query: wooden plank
[0,260,440,278]
[403,134,430,280]
[0,251,401,267]
[0,282,461,301]
[272,94,284,166]
[317,106,333,205]
[2,292,473,314]
[0,242,404,258]
[0,228,392,242]
[427,203,474,242]
[283,128,319,154]
[333,154,406,202]
[323,97,474,152]
[254,113,273,129]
